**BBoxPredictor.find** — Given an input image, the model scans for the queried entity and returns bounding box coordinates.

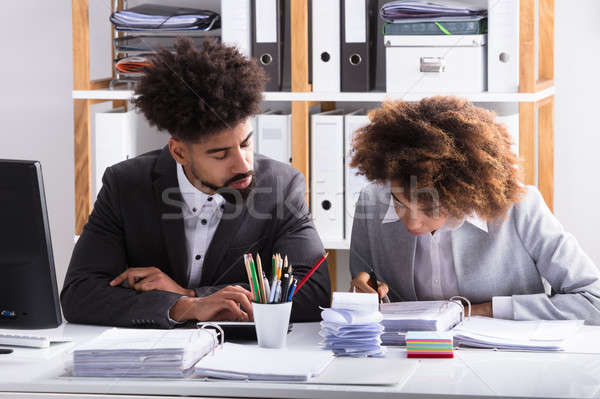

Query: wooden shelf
[73,86,556,103]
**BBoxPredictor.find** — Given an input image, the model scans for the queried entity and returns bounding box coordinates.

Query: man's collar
[176,163,225,213]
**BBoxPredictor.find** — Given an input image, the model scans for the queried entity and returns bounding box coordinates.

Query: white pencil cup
[252,301,293,349]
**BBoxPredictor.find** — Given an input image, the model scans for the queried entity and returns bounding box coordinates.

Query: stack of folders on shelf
[72,327,220,378]
[320,292,385,357]
[110,4,220,31]
[405,331,454,358]
[243,253,298,304]
[380,300,464,345]
[452,317,584,351]
[380,1,488,93]
[194,343,334,381]
[110,4,221,88]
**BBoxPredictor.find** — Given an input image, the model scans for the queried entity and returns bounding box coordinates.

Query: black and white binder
[340,0,378,92]
[252,0,290,91]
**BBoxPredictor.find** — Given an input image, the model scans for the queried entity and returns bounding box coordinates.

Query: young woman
[348,96,600,323]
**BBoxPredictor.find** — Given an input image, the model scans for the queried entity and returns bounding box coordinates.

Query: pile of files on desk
[72,328,220,378]
[194,343,334,381]
[452,316,584,351]
[380,300,463,345]
[320,292,385,357]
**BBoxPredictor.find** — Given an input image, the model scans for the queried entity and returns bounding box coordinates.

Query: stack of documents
[452,316,584,351]
[380,1,486,22]
[194,343,334,381]
[110,4,220,31]
[319,292,385,357]
[380,1,487,37]
[380,301,463,345]
[114,35,212,53]
[72,328,219,378]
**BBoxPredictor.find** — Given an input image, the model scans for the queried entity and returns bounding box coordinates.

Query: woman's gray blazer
[349,184,600,324]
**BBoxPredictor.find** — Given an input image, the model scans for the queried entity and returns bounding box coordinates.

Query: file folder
[312,0,340,92]
[487,0,519,92]
[252,0,290,91]
[311,110,345,242]
[344,110,370,239]
[256,110,292,164]
[94,108,137,200]
[340,0,378,92]
[221,0,252,57]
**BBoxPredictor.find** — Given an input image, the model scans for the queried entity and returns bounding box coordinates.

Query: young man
[61,39,330,328]
[348,96,600,323]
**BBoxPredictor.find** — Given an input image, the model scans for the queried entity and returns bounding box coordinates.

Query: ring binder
[199,322,225,355]
[449,295,472,320]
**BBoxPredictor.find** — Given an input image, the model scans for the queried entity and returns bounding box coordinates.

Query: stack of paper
[319,292,385,357]
[194,343,334,381]
[406,331,454,358]
[380,301,463,345]
[380,1,487,22]
[110,4,220,31]
[72,328,219,378]
[452,316,584,351]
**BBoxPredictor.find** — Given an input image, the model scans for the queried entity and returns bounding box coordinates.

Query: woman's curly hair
[350,96,526,220]
[133,37,266,141]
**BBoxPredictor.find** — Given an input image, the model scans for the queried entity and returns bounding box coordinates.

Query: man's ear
[168,138,188,165]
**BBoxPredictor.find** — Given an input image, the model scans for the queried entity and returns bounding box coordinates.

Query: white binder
[311,110,345,241]
[256,110,292,164]
[344,110,370,239]
[312,0,340,92]
[221,0,252,57]
[487,0,519,92]
[94,108,136,200]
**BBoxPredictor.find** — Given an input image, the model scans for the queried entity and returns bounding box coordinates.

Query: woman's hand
[349,272,389,299]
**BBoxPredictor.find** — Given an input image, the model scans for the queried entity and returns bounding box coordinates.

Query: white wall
[554,0,600,265]
[0,3,74,289]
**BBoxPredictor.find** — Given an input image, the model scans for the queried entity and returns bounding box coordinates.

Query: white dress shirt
[176,163,225,287]
[382,197,513,319]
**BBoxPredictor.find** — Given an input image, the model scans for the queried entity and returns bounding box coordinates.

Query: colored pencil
[292,252,329,297]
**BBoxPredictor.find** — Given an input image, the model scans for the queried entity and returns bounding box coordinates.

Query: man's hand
[109,267,195,297]
[349,272,389,299]
[470,301,493,317]
[169,285,254,322]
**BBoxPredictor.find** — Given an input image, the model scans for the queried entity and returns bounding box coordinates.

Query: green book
[384,18,487,36]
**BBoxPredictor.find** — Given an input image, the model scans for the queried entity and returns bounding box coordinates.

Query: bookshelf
[72,0,555,276]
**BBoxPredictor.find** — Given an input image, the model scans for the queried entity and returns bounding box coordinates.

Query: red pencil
[292,252,329,297]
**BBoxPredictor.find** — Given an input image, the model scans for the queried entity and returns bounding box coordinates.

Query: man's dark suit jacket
[61,147,331,328]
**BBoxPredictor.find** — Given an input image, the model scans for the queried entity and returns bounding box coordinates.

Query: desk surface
[1,322,600,399]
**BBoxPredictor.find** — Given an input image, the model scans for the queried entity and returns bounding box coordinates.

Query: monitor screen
[0,160,62,328]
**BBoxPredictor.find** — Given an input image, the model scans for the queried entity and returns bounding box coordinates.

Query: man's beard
[198,171,256,205]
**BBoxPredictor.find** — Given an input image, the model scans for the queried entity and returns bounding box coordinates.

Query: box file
[312,0,341,92]
[256,110,292,164]
[344,110,370,239]
[487,0,519,92]
[340,0,378,92]
[252,0,290,91]
[311,110,345,242]
[221,0,252,57]
[385,34,487,93]
[94,108,137,199]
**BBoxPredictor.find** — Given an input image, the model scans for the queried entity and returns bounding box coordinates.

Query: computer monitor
[0,160,62,328]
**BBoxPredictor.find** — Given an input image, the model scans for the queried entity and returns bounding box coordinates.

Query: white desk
[1,322,600,399]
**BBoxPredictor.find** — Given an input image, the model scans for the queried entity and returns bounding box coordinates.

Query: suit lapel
[152,147,189,287]
[451,224,491,303]
[201,201,248,285]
